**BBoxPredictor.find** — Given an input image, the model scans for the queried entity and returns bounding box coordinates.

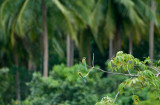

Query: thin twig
[85,67,93,77]
[81,58,160,78]
[87,65,138,77]
[113,91,119,103]
[113,58,132,103]
[113,77,133,104]
[127,58,131,75]
[113,57,132,104]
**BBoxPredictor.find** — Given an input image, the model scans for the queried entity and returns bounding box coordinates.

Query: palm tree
[52,0,90,66]
[149,0,155,61]
[66,35,74,67]
[42,0,48,77]
[0,0,32,100]
[102,0,159,59]
[129,34,133,54]
[61,0,104,64]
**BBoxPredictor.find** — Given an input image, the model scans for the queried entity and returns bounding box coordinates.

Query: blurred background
[0,0,160,105]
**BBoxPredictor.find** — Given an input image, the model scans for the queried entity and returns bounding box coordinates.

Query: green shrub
[0,68,12,105]
[22,64,115,105]
[19,51,160,105]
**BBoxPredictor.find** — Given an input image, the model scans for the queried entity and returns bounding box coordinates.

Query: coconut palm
[0,0,30,100]
[149,0,155,61]
[99,0,158,59]
[52,0,93,66]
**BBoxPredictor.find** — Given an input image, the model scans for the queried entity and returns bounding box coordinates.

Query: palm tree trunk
[28,54,33,70]
[87,35,91,66]
[113,37,117,56]
[70,39,74,66]
[42,0,48,77]
[129,34,133,54]
[13,42,21,101]
[109,38,113,59]
[117,32,121,51]
[23,37,34,70]
[149,0,155,61]
[67,35,74,67]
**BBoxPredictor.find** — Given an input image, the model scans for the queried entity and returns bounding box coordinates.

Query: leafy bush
[0,68,13,105]
[21,64,115,105]
[11,51,160,105]
[0,67,33,105]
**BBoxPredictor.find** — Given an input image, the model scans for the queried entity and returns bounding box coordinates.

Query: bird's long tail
[81,77,86,82]
[84,64,87,70]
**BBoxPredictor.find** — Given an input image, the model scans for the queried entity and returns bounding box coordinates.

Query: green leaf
[17,0,29,37]
[144,57,151,64]
[132,95,140,105]
[118,82,125,94]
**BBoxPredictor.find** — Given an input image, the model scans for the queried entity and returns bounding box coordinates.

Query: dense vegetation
[1,52,160,105]
[1,0,160,105]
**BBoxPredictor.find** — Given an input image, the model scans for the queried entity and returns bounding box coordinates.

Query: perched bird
[82,57,87,70]
[78,71,86,82]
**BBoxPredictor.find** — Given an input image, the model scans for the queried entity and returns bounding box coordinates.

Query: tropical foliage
[0,0,160,105]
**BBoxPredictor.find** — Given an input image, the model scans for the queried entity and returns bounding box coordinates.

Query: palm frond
[104,0,116,39]
[17,0,29,37]
[52,38,64,57]
[0,0,8,36]
[115,0,144,26]
[52,0,79,46]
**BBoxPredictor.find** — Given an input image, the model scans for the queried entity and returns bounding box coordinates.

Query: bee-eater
[78,71,86,82]
[82,57,87,70]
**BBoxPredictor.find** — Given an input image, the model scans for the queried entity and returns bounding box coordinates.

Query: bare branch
[80,60,160,78]
[127,58,131,75]
[87,65,138,77]
[113,91,119,103]
[113,77,132,104]
[84,67,93,77]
